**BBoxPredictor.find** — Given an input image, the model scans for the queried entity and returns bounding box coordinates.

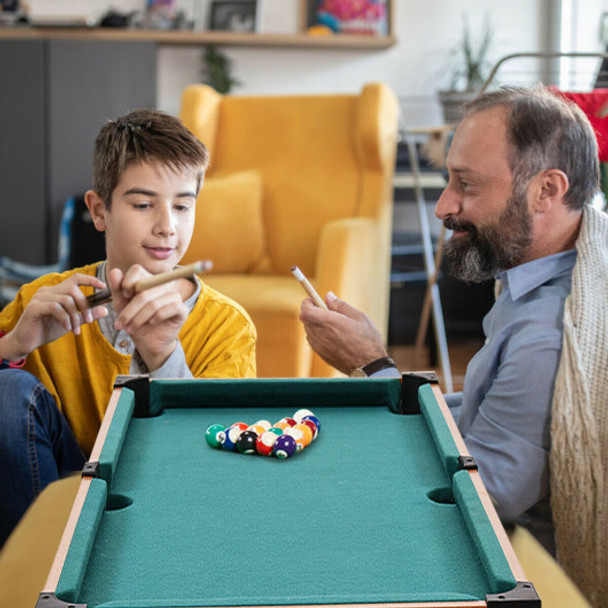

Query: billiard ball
[273,420,291,431]
[293,409,315,423]
[247,424,267,436]
[300,418,318,440]
[254,420,272,431]
[302,415,321,434]
[204,424,226,449]
[232,422,249,432]
[292,423,313,447]
[268,426,283,436]
[222,424,244,451]
[273,434,297,459]
[256,430,279,456]
[280,417,297,427]
[236,430,258,454]
[284,427,307,452]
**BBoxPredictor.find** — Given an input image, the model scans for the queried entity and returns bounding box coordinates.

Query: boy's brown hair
[92,109,210,207]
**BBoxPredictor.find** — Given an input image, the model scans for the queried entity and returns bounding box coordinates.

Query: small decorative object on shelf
[144,0,176,29]
[209,0,257,32]
[304,0,389,37]
[0,0,27,25]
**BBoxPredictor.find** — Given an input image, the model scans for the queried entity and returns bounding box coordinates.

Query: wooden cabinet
[0,5,396,263]
[0,39,156,263]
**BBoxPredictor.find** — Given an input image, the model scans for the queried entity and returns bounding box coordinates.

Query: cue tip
[193,259,213,274]
[291,265,304,280]
[290,265,328,310]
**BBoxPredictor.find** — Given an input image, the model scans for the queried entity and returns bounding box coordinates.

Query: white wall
[25,0,608,122]
[157,0,551,123]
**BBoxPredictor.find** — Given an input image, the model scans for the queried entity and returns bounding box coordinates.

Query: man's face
[435,107,533,282]
[99,161,199,275]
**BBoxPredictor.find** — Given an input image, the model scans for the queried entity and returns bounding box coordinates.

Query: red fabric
[0,330,26,368]
[552,87,608,161]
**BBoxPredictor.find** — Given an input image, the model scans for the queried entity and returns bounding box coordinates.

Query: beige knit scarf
[551,205,608,608]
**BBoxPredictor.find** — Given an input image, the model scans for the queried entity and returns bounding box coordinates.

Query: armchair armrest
[311,217,379,378]
[315,217,377,312]
[181,85,222,157]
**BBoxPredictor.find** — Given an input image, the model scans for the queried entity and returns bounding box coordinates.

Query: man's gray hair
[462,85,600,210]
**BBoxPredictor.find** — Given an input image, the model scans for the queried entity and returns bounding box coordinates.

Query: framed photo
[301,0,391,37]
[210,1,257,32]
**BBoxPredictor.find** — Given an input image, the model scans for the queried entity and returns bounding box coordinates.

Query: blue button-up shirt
[447,249,577,525]
[378,249,577,538]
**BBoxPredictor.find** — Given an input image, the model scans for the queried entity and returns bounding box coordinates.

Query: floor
[388,338,484,393]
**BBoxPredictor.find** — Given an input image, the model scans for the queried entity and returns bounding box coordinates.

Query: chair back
[181,83,398,277]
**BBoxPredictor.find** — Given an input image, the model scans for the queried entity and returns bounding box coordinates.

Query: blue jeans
[0,369,84,547]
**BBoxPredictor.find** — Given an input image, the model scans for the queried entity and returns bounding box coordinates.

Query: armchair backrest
[181,83,399,277]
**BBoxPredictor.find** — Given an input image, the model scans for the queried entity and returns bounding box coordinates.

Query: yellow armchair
[180,83,399,377]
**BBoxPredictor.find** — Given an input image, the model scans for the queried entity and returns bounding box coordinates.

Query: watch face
[349,368,367,378]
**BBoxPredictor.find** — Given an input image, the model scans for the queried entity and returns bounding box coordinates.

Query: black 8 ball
[236,430,258,454]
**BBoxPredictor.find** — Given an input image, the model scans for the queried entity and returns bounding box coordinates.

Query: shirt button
[119,340,129,349]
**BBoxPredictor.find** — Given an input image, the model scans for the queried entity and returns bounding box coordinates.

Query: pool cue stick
[86,260,213,307]
[291,266,328,310]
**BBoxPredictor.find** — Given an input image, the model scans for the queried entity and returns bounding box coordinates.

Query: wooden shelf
[0,26,396,49]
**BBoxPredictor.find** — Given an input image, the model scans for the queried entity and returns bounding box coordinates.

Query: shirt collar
[497,249,577,301]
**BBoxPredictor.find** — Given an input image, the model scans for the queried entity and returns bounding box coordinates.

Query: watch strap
[361,356,397,376]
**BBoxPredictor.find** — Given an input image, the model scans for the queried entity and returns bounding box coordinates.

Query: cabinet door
[0,40,46,264]
[0,39,157,265]
[47,40,157,262]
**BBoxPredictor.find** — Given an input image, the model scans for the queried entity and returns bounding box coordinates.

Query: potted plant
[200,46,241,94]
[438,15,493,124]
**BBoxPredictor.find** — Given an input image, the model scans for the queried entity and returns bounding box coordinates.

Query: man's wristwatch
[349,356,397,377]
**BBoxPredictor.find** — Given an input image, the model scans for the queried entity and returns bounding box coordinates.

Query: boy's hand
[299,293,388,375]
[3,274,108,360]
[108,265,192,372]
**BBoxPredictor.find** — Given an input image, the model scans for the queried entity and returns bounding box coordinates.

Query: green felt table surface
[51,378,520,608]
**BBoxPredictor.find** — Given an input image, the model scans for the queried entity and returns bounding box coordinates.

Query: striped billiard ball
[223,424,245,451]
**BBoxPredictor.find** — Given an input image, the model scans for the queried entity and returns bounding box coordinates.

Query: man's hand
[1,274,108,361]
[299,292,388,375]
[108,265,192,372]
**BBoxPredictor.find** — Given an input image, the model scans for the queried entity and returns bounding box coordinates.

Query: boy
[0,109,257,545]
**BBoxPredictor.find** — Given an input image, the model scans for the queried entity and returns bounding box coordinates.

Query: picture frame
[210,1,257,32]
[300,0,392,37]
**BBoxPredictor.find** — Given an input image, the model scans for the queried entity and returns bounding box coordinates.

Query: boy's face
[89,161,199,275]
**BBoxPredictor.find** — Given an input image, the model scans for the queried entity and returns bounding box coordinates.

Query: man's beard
[443,191,533,283]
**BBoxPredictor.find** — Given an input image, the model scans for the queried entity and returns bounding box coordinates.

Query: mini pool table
[37,373,540,608]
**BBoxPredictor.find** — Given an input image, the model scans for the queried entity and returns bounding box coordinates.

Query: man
[300,85,608,605]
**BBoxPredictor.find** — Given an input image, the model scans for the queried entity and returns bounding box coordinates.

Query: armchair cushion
[184,170,268,274]
[203,274,331,378]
